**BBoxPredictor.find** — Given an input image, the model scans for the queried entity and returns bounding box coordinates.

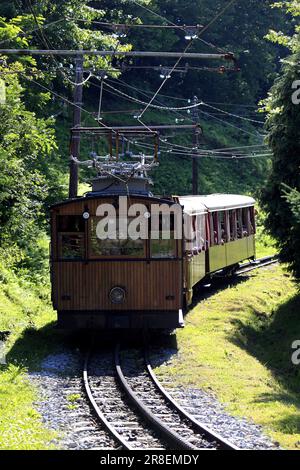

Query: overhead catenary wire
[70,18,201,30]
[26,0,94,87]
[130,137,267,156]
[132,140,271,159]
[97,79,265,139]
[102,77,267,152]
[137,37,196,119]
[133,0,239,132]
[104,78,265,125]
[23,75,268,166]
[102,81,211,111]
[200,101,264,124]
[132,0,237,54]
[108,77,262,111]
[91,77,264,154]
[17,2,264,162]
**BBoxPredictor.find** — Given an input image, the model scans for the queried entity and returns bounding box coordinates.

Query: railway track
[83,345,238,450]
[79,256,278,450]
[236,255,278,275]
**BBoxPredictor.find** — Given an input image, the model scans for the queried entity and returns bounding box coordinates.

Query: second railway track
[83,345,238,450]
[236,255,278,275]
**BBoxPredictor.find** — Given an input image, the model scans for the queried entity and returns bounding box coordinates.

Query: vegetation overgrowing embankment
[0,256,58,449]
[156,264,300,449]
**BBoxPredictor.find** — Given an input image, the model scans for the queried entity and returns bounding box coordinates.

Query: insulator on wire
[184,25,201,40]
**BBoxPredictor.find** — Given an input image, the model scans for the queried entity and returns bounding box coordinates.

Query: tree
[261,1,300,279]
[0,59,56,269]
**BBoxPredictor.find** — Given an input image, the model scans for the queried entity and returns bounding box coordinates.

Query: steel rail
[83,350,134,450]
[144,349,238,450]
[114,344,198,450]
[236,255,278,275]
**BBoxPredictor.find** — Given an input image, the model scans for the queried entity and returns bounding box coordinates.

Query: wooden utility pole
[192,96,200,195]
[69,55,83,199]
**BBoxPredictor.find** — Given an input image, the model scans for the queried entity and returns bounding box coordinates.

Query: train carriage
[50,189,256,330]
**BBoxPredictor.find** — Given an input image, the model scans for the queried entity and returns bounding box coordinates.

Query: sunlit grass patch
[0,261,58,449]
[157,265,300,449]
[0,364,56,449]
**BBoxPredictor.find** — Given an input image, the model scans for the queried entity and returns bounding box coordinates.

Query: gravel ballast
[30,349,280,450]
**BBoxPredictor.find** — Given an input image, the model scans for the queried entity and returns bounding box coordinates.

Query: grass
[255,234,277,258]
[0,261,59,449]
[0,365,56,449]
[156,264,300,449]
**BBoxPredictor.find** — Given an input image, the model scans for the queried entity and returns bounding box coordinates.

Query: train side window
[236,209,243,239]
[242,208,249,237]
[209,213,214,246]
[218,211,227,244]
[225,211,231,243]
[59,233,85,259]
[197,214,206,251]
[249,206,256,234]
[89,216,145,258]
[209,213,218,246]
[229,210,237,241]
[57,215,85,259]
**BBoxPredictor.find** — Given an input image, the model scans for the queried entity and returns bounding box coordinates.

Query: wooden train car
[50,191,256,330]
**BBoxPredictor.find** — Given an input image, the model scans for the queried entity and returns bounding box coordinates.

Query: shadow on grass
[6,321,77,371]
[229,292,300,408]
[6,320,179,372]
[190,273,250,310]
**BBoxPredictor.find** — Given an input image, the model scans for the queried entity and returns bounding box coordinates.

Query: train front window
[90,217,145,257]
[59,233,85,259]
[57,215,85,259]
[151,233,176,259]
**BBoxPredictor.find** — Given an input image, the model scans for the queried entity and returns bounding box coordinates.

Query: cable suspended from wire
[105,77,265,125]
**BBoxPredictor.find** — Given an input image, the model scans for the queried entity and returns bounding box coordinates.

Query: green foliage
[0,62,56,270]
[261,1,300,278]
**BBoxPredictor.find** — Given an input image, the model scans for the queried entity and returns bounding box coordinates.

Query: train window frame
[236,208,243,239]
[88,215,147,259]
[57,215,85,233]
[249,206,256,235]
[56,215,86,260]
[58,232,85,260]
[225,211,231,243]
[149,213,178,259]
[217,211,228,244]
[150,232,177,259]
[209,212,219,246]
[242,207,250,237]
[229,210,238,241]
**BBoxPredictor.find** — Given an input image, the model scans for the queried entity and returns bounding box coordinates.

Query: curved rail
[144,349,239,450]
[83,350,134,450]
[236,255,278,275]
[115,344,197,450]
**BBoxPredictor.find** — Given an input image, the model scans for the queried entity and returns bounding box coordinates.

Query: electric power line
[105,77,265,125]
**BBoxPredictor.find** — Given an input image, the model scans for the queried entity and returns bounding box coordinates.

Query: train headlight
[109,286,126,304]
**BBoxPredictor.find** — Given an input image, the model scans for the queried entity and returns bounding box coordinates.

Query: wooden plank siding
[50,196,183,312]
[52,260,182,311]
